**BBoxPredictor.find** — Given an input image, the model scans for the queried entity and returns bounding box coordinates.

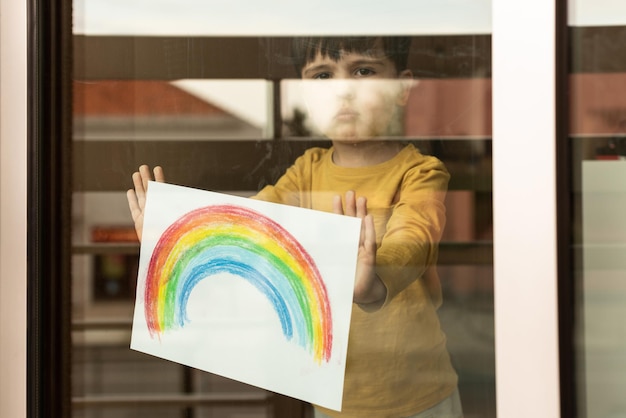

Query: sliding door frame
[0,0,570,417]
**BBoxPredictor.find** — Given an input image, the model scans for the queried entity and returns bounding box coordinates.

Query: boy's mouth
[334,108,358,121]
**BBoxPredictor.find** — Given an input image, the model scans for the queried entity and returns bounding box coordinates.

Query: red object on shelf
[595,155,624,161]
[91,226,139,243]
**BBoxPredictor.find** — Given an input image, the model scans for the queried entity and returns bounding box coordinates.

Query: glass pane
[74,80,271,141]
[569,3,626,417]
[71,3,495,417]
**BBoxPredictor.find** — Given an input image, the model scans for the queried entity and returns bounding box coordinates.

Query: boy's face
[299,43,412,142]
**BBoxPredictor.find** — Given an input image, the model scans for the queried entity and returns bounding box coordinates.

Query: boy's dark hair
[291,36,412,76]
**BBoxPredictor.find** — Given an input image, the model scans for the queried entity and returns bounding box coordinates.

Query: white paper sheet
[131,181,361,411]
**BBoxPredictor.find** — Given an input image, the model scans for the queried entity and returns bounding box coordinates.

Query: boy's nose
[334,80,356,100]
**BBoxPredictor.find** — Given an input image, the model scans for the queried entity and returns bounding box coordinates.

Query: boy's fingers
[344,190,357,217]
[132,171,145,198]
[363,214,376,250]
[359,215,366,246]
[126,189,140,217]
[153,166,165,183]
[332,195,344,215]
[356,196,368,219]
[332,192,367,218]
[139,165,153,191]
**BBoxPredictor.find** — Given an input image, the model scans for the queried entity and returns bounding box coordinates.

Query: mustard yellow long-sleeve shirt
[255,144,458,417]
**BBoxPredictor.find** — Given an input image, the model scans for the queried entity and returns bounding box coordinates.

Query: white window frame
[492,1,561,417]
[0,0,28,417]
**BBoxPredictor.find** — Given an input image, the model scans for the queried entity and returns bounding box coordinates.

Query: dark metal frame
[555,0,578,417]
[27,0,73,416]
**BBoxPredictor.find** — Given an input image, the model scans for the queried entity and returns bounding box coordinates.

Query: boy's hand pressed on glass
[333,191,386,308]
[126,165,165,241]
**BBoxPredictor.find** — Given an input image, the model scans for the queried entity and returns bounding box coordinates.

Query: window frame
[0,0,570,417]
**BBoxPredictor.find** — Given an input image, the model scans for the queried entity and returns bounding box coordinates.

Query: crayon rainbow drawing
[143,204,333,364]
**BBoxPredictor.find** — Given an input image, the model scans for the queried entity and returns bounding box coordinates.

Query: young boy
[128,36,461,418]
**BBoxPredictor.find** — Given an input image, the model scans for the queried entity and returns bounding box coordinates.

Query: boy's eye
[313,72,332,80]
[354,68,375,77]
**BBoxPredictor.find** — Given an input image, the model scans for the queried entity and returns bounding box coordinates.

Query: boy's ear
[396,69,416,106]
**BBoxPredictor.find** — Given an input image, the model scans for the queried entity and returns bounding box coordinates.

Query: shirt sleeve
[251,156,304,207]
[375,157,450,308]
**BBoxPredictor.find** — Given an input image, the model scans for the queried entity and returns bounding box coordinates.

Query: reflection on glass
[569,7,626,417]
[74,80,270,141]
[74,0,492,37]
[71,8,494,417]
[282,78,411,139]
[283,78,491,140]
